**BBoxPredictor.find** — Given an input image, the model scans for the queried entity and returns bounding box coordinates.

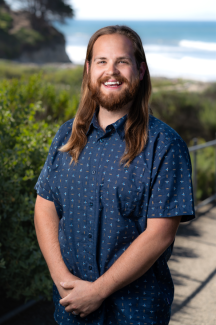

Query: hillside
[0,2,71,63]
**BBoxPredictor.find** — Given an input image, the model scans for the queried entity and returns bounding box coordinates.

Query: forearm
[34,195,77,284]
[94,216,181,299]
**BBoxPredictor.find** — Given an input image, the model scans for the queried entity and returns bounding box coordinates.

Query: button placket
[86,136,106,276]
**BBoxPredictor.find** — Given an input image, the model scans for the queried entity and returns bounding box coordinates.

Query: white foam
[146,53,216,81]
[66,45,216,81]
[66,45,87,64]
[179,40,216,51]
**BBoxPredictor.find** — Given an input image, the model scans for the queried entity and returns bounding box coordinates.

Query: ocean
[54,20,216,81]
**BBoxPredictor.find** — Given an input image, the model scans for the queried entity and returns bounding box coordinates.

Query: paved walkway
[169,202,216,325]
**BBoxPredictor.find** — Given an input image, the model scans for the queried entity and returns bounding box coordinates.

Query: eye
[119,60,128,64]
[98,60,106,64]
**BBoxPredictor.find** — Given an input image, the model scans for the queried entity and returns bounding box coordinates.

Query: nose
[105,61,120,76]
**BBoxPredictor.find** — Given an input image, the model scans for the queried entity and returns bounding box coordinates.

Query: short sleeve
[34,119,73,202]
[147,138,195,222]
[35,157,54,201]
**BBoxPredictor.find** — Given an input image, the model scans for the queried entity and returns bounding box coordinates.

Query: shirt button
[89,202,93,206]
[92,170,96,174]
[88,233,92,238]
[89,265,92,270]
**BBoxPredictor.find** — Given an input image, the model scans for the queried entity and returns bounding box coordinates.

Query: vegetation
[0,1,73,60]
[0,61,215,302]
[16,0,74,23]
[0,76,59,300]
[0,6,12,31]
[151,86,216,143]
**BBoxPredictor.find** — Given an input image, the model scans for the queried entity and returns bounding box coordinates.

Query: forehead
[92,34,136,60]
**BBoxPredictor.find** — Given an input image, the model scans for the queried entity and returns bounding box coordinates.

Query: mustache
[97,75,129,85]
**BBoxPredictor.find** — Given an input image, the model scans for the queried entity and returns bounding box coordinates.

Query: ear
[139,62,146,81]
[86,61,90,74]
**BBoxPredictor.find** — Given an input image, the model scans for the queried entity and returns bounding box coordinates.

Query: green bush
[1,72,78,122]
[0,10,12,31]
[15,27,44,46]
[0,62,82,122]
[0,76,67,300]
[189,139,216,201]
[0,60,40,79]
[151,90,216,201]
[0,72,79,301]
[150,91,215,143]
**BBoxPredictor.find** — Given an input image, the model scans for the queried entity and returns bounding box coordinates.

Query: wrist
[51,267,76,286]
[93,274,113,300]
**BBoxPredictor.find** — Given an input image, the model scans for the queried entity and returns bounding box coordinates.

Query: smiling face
[87,34,146,112]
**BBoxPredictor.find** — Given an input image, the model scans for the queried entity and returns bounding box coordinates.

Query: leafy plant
[0,76,62,300]
[15,27,44,46]
[0,10,12,31]
[189,139,216,202]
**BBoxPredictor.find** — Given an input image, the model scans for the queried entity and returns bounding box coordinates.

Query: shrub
[0,77,63,300]
[151,90,216,202]
[150,91,207,144]
[0,63,81,122]
[189,139,216,202]
[15,27,44,46]
[0,10,12,31]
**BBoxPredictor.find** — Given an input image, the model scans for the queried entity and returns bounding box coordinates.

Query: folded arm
[34,195,80,298]
[60,215,182,317]
[93,215,181,298]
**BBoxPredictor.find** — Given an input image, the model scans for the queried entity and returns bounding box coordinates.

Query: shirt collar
[86,107,127,140]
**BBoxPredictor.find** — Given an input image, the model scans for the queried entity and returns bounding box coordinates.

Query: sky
[6,0,216,21]
[70,0,216,21]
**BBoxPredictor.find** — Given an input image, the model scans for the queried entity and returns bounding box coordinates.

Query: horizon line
[70,18,216,22]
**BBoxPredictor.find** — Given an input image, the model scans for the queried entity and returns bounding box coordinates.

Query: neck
[97,102,132,132]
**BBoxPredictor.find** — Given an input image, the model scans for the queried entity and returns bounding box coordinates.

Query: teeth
[104,81,121,86]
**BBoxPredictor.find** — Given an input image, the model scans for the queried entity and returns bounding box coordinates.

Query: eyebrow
[94,57,107,61]
[94,56,132,62]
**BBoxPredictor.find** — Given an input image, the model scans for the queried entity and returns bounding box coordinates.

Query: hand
[59,280,105,318]
[55,274,81,299]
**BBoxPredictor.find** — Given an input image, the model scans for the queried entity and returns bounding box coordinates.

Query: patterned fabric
[35,110,195,325]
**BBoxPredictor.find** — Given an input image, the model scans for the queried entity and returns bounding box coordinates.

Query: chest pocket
[101,165,146,219]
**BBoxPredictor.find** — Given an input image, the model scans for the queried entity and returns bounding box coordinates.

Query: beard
[88,72,140,112]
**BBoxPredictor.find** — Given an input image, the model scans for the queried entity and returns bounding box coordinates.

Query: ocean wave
[144,44,183,53]
[66,45,87,64]
[179,40,216,51]
[66,45,216,81]
[146,53,216,81]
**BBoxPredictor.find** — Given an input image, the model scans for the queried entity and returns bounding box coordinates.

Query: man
[34,25,195,325]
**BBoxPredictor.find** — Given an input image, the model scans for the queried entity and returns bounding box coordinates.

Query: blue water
[54,20,216,81]
[55,20,216,45]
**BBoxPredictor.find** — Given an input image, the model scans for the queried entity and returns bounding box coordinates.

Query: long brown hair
[60,25,152,167]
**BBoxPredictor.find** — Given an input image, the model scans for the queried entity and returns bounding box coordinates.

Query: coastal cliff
[0,4,71,63]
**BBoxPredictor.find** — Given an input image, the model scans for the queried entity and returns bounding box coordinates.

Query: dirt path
[169,202,216,325]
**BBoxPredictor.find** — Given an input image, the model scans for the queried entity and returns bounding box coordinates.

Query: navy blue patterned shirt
[35,110,195,325]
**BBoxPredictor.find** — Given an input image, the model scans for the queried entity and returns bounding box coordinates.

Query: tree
[15,0,74,23]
